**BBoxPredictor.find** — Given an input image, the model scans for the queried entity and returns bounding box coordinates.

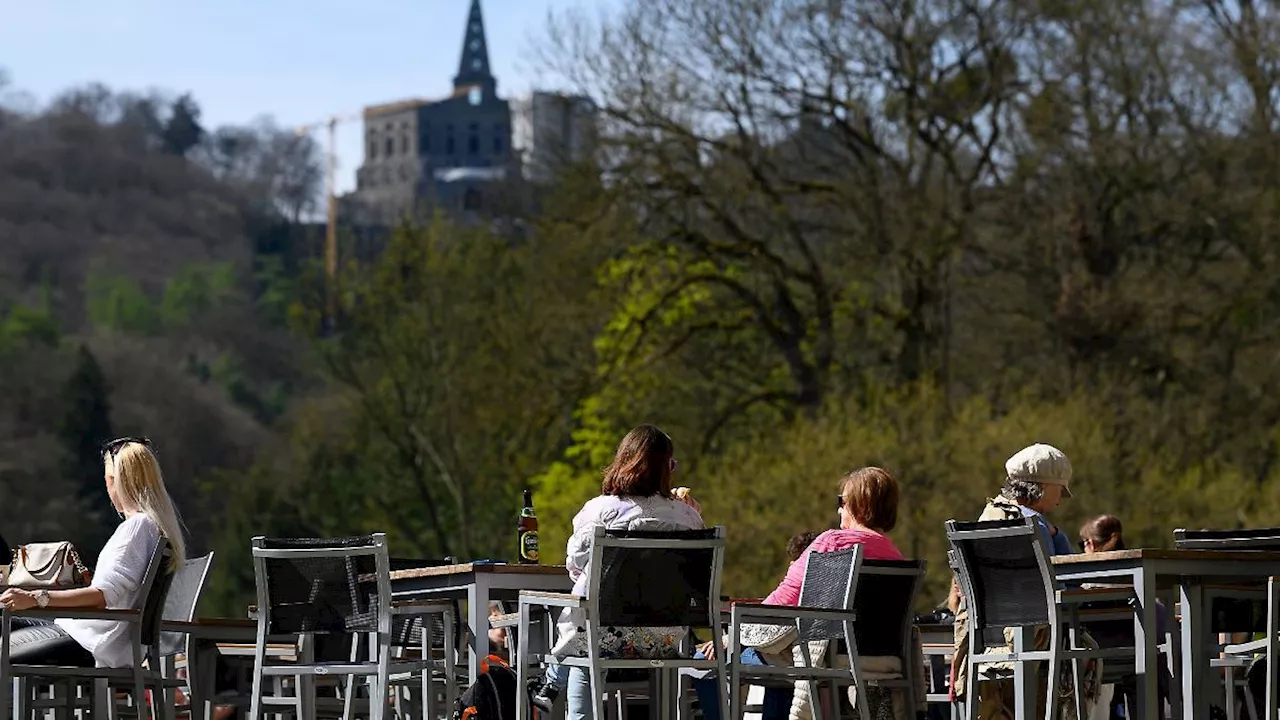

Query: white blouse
[551,493,704,657]
[57,513,161,668]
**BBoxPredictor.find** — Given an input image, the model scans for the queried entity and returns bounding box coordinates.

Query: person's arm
[0,586,105,611]
[565,500,608,581]
[2,517,158,613]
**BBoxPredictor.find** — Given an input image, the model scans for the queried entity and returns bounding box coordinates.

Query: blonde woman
[0,437,186,668]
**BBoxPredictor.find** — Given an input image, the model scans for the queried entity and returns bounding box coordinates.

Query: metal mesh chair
[513,526,728,720]
[947,518,1136,720]
[727,546,868,720]
[249,534,447,720]
[157,553,215,719]
[1,539,176,720]
[1174,528,1280,720]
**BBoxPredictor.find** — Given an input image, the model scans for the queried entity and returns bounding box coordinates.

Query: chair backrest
[946,518,1057,651]
[251,534,391,636]
[585,526,725,630]
[138,539,176,655]
[854,558,926,658]
[159,552,215,657]
[1174,527,1280,551]
[795,547,863,641]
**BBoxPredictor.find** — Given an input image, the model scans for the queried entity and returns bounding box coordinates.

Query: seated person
[1079,514,1172,720]
[951,443,1097,720]
[785,530,823,564]
[0,438,186,668]
[527,424,702,720]
[695,467,906,720]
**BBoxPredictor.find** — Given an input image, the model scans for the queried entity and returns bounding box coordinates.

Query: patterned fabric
[557,624,687,659]
[551,493,704,659]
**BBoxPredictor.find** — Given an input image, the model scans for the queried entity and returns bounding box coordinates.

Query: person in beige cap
[980,442,1075,555]
[948,443,1099,720]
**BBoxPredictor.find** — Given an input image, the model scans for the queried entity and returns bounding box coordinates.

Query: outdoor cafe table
[388,562,572,682]
[1052,548,1280,720]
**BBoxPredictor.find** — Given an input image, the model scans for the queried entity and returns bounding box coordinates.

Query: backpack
[454,654,518,720]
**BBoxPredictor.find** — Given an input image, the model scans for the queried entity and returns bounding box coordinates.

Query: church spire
[453,0,496,94]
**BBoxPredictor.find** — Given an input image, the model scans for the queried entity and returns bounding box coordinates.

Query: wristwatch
[35,590,50,608]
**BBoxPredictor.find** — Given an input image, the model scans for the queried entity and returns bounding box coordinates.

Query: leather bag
[8,542,92,588]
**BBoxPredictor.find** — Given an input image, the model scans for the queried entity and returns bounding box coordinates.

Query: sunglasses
[835,494,845,512]
[101,436,156,458]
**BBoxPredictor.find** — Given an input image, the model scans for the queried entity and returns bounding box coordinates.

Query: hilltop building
[351,0,597,224]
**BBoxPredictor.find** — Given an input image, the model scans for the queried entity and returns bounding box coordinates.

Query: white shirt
[552,493,704,657]
[57,514,161,668]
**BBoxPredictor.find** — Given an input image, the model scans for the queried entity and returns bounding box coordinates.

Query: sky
[0,0,615,194]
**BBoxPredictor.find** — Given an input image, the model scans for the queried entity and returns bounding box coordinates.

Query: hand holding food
[673,486,702,513]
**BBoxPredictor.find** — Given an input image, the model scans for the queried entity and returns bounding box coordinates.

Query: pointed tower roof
[453,0,496,94]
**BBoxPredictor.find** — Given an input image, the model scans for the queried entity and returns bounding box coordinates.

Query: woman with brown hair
[694,467,907,720]
[528,424,703,720]
[1079,515,1125,553]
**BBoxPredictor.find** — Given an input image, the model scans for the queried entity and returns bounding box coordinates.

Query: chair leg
[1226,667,1238,720]
[249,637,267,720]
[1243,680,1259,720]
[515,606,531,720]
[445,611,458,718]
[588,664,607,720]
[421,616,435,720]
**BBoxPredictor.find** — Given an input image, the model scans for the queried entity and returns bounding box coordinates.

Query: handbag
[8,542,92,589]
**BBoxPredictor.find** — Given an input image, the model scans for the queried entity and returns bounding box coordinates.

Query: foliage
[14,0,1280,616]
[56,344,115,556]
[162,94,204,157]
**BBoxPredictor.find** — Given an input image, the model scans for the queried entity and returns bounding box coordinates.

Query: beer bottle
[518,489,539,564]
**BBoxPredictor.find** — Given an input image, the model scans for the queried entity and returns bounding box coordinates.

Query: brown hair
[840,467,900,533]
[1080,514,1125,552]
[786,531,824,562]
[601,425,674,497]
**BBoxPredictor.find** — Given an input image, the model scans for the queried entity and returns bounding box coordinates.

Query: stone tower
[353,0,514,222]
[453,0,496,97]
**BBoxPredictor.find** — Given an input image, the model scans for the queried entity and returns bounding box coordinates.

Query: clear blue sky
[1,0,613,194]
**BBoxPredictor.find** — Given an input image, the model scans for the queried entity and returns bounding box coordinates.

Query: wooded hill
[6,0,1280,611]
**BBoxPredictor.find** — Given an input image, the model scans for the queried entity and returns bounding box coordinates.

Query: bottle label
[519,530,539,562]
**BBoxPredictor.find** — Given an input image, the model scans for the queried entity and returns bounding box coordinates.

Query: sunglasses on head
[101,436,155,458]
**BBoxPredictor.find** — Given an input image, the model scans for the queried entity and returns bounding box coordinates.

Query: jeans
[693,648,791,720]
[543,649,790,720]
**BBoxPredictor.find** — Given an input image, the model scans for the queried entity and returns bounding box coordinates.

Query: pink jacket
[763,528,904,606]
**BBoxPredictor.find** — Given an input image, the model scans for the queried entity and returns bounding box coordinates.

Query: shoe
[528,679,560,715]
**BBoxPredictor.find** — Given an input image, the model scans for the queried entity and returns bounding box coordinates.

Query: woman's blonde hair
[106,443,187,570]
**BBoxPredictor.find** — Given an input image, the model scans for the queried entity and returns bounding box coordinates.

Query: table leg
[467,574,493,683]
[1134,569,1160,720]
[1266,577,1278,720]
[1179,583,1206,720]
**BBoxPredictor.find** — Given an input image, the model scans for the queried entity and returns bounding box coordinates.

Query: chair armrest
[1057,587,1136,605]
[6,608,142,623]
[391,599,456,615]
[165,618,256,630]
[731,603,857,624]
[490,612,519,629]
[518,591,583,609]
[1223,637,1276,655]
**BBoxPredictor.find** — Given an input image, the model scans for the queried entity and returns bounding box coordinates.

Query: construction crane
[296,112,362,334]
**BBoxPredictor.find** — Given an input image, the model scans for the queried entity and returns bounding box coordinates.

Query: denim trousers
[542,647,791,720]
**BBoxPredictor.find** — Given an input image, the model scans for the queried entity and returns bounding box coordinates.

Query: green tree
[57,344,115,555]
[162,93,204,157]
